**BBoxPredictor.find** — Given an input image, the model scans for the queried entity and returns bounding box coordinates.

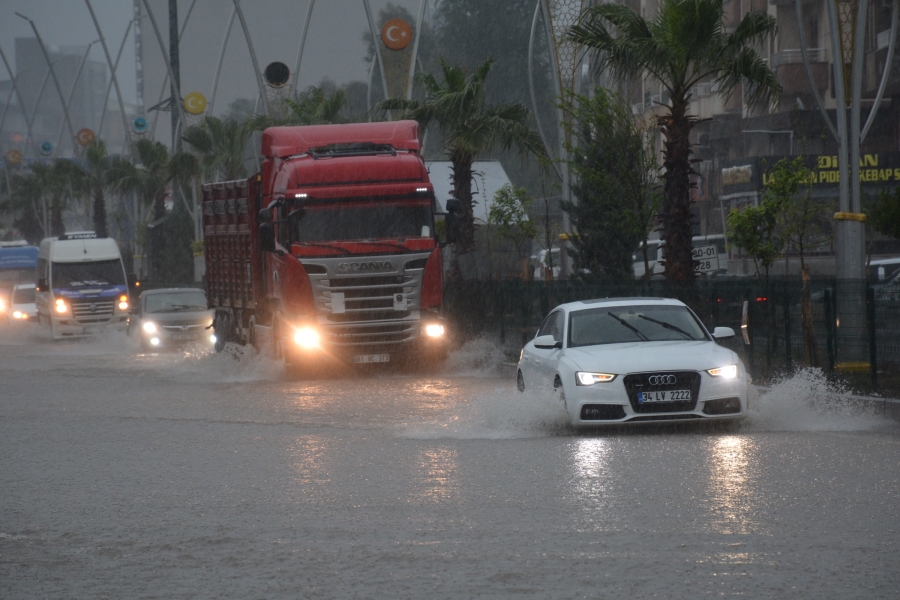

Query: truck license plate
[354,353,390,364]
[638,389,691,403]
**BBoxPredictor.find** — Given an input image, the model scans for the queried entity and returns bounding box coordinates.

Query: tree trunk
[659,98,697,285]
[153,192,167,221]
[451,151,475,254]
[800,261,819,366]
[93,184,108,238]
[51,196,65,237]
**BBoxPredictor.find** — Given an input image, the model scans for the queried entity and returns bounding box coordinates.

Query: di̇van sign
[721,151,900,194]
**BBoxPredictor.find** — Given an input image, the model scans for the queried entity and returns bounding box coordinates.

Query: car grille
[71,299,115,323]
[622,371,701,413]
[580,404,627,421]
[702,397,742,415]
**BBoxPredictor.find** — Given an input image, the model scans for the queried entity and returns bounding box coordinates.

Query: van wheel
[517,370,525,392]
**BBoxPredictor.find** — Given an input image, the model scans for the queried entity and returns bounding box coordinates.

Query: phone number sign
[692,245,719,273]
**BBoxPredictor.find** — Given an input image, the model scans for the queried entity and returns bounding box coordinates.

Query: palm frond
[716,46,781,109]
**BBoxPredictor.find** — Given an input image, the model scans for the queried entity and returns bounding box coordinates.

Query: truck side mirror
[36,278,48,292]
[445,198,461,245]
[258,207,272,223]
[259,223,276,253]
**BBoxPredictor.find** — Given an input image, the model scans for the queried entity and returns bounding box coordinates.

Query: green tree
[247,86,348,131]
[868,186,900,241]
[182,116,249,182]
[563,89,659,281]
[488,184,537,278]
[379,59,546,254]
[569,0,780,284]
[81,140,113,238]
[726,197,782,282]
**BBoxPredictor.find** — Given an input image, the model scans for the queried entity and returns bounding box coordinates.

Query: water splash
[745,367,886,432]
[443,337,514,377]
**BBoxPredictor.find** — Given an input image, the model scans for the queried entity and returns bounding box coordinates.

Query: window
[51,260,125,288]
[568,305,708,347]
[537,310,565,343]
[290,200,434,244]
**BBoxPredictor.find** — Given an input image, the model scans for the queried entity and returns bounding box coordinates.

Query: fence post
[824,287,835,379]
[783,288,793,374]
[744,291,755,377]
[867,285,877,393]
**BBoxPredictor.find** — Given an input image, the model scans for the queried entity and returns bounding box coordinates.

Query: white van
[633,235,728,278]
[35,232,130,339]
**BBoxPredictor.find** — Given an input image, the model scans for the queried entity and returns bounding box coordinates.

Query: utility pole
[169,0,180,152]
[797,0,899,371]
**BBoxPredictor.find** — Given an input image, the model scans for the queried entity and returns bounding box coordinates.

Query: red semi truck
[201,120,454,369]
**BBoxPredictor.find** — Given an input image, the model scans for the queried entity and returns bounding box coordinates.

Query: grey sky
[0,0,424,110]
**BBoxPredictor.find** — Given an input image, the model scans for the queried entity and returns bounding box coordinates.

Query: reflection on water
[707,436,755,535]
[416,447,459,503]
[290,437,334,502]
[567,439,613,531]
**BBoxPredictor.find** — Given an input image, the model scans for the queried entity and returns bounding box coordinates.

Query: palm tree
[182,115,249,182]
[82,139,112,238]
[378,59,546,254]
[569,0,779,283]
[247,85,349,131]
[108,138,176,222]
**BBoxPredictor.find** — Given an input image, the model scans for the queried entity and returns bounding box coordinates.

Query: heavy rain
[2,1,900,598]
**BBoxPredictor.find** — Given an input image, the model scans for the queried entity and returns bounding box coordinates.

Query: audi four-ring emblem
[648,374,677,385]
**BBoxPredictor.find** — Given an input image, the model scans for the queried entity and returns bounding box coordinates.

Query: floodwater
[1,326,898,599]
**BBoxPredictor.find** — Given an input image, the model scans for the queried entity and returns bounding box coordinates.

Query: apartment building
[611,0,900,274]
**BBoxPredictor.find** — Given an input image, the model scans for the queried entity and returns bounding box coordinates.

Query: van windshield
[52,260,125,287]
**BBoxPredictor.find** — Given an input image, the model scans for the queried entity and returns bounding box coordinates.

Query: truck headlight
[576,372,617,385]
[54,299,68,314]
[118,294,129,311]
[707,365,738,379]
[424,323,445,338]
[293,326,320,349]
[142,321,157,334]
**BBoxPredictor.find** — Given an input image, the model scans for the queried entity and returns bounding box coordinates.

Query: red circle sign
[381,18,412,51]
[76,128,95,146]
[5,149,22,165]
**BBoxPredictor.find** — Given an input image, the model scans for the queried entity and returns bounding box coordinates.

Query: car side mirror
[534,334,562,349]
[712,326,735,340]
[36,278,48,292]
[259,222,276,253]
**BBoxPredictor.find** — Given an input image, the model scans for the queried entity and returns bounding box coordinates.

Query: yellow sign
[76,128,95,146]
[5,149,22,165]
[184,91,207,115]
[381,18,413,51]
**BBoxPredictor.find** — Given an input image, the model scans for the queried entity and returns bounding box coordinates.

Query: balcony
[770,49,830,95]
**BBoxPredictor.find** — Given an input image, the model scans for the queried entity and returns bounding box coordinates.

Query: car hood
[564,340,737,374]
[142,309,213,326]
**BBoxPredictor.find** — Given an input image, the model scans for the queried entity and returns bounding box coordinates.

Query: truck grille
[323,322,417,346]
[71,299,115,323]
[318,274,417,321]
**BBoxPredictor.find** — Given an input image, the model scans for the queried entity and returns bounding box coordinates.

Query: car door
[528,309,565,383]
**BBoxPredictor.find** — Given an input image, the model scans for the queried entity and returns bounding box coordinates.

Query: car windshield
[290,200,433,243]
[52,260,125,287]
[144,291,208,313]
[13,287,35,303]
[568,304,708,347]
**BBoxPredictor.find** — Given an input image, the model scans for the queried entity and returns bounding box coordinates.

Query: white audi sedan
[517,297,748,426]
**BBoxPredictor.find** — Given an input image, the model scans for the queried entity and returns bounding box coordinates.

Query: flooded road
[1,328,899,599]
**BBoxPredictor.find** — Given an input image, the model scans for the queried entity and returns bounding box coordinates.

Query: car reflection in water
[131,287,214,351]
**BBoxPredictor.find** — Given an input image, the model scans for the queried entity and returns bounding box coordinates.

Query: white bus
[35,232,130,339]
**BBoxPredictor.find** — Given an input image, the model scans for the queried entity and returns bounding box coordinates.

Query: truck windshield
[290,201,433,243]
[52,260,125,288]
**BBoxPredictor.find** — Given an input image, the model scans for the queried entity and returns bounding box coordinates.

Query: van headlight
[707,365,738,379]
[142,321,157,334]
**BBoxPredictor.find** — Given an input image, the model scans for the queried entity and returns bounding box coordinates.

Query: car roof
[141,287,206,296]
[556,297,686,312]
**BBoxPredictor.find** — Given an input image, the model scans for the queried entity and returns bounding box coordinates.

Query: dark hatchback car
[132,288,214,351]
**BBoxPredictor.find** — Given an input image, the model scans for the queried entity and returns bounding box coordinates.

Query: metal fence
[444,277,900,397]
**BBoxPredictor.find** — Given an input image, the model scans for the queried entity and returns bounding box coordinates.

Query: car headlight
[118,294,129,311]
[0,298,6,312]
[424,323,445,338]
[707,365,738,379]
[293,326,320,349]
[54,298,68,314]
[142,321,157,334]
[576,371,617,385]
